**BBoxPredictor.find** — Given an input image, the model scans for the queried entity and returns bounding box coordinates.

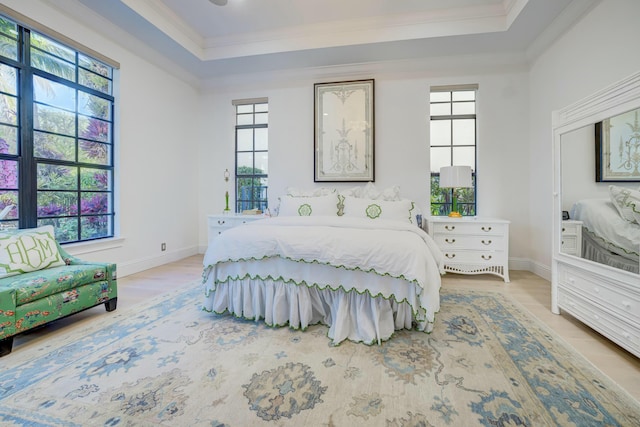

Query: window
[0,14,117,243]
[234,98,268,212]
[430,85,477,216]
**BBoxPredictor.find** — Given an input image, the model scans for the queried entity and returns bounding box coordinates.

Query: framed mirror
[551,70,640,358]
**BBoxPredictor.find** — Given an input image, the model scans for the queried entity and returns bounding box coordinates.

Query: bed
[570,196,640,274]
[202,193,445,345]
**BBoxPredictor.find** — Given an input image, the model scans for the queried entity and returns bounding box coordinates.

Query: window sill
[62,237,125,256]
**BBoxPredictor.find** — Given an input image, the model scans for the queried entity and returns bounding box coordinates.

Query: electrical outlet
[161,243,166,251]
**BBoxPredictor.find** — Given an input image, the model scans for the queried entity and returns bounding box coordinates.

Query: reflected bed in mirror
[553,70,640,358]
[560,116,640,274]
[570,197,640,273]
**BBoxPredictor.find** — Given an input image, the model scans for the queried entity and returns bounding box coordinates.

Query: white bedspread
[202,216,445,344]
[571,199,640,259]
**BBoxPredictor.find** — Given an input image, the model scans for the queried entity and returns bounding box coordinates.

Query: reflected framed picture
[596,107,640,181]
[314,79,374,182]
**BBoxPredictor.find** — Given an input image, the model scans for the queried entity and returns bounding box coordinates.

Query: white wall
[198,70,532,266]
[3,0,202,276]
[528,0,640,277]
[11,0,636,279]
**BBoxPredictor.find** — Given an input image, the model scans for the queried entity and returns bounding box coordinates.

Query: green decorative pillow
[0,225,65,278]
[342,196,415,224]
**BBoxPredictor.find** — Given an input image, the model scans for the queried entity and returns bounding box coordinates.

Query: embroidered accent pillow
[342,196,415,224]
[609,185,640,224]
[0,225,65,278]
[278,194,339,217]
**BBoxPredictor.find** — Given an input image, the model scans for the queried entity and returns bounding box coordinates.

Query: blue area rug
[0,283,638,426]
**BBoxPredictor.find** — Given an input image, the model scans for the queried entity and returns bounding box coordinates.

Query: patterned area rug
[1,283,639,426]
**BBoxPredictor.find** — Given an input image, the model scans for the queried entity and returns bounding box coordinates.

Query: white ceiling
[68,0,596,80]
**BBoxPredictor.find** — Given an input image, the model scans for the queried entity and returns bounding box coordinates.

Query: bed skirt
[583,230,639,274]
[202,277,433,345]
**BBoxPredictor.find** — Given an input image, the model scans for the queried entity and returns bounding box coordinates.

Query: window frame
[233,99,268,213]
[0,13,117,243]
[429,85,478,216]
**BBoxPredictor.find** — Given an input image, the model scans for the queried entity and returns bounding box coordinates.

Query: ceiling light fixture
[209,0,228,5]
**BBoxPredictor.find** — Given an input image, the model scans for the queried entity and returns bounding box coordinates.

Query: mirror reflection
[560,112,640,274]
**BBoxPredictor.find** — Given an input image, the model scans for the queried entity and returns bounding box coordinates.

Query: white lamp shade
[439,165,472,188]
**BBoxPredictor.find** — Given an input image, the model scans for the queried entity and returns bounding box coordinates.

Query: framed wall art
[314,79,374,182]
[595,107,640,182]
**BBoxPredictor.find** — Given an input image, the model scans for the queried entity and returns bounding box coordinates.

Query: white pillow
[341,182,401,201]
[338,183,401,215]
[285,187,336,197]
[609,185,640,224]
[342,196,415,224]
[278,194,339,217]
[0,225,65,278]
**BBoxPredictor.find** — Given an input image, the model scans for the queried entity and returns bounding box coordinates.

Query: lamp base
[448,211,462,218]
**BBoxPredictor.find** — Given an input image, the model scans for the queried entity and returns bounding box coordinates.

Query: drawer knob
[445,238,455,244]
[481,239,492,245]
[481,255,492,260]
[217,220,226,225]
[562,227,566,232]
[445,225,455,231]
[445,253,456,259]
[481,226,492,232]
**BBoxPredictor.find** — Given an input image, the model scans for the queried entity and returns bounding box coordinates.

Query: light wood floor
[12,254,640,403]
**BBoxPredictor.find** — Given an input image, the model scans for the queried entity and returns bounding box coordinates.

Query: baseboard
[118,246,200,277]
[509,257,551,281]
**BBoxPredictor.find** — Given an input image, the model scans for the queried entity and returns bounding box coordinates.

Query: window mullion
[18,26,37,229]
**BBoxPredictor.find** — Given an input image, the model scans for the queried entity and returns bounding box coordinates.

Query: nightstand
[207,214,264,245]
[561,219,583,257]
[427,216,510,282]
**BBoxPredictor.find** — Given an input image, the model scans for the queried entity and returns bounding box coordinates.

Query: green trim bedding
[202,216,445,345]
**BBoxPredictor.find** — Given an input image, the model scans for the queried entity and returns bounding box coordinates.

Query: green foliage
[430,175,476,216]
[235,166,267,211]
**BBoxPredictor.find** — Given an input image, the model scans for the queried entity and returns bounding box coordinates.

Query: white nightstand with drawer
[427,216,510,282]
[561,220,583,257]
[207,214,264,245]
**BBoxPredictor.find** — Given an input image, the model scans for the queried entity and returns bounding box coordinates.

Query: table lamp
[439,165,472,218]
